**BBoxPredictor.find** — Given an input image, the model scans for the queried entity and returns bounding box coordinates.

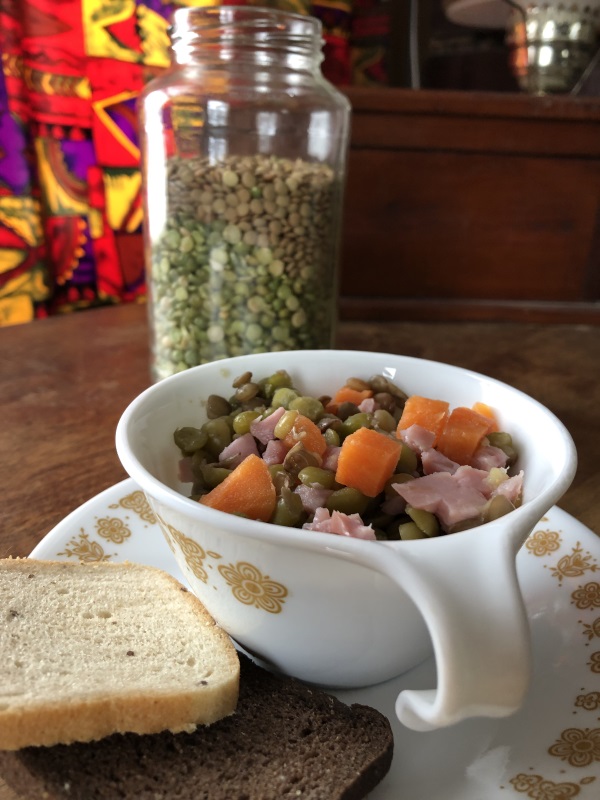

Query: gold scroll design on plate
[218,561,288,615]
[582,617,600,642]
[539,582,600,790]
[571,581,600,718]
[158,521,211,585]
[580,607,600,677]
[509,773,596,799]
[154,515,223,583]
[57,530,114,563]
[548,543,599,587]
[507,534,600,794]
[151,517,287,613]
[575,692,600,712]
[110,489,156,524]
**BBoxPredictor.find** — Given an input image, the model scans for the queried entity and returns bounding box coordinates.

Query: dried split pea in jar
[138,6,351,381]
[149,154,340,379]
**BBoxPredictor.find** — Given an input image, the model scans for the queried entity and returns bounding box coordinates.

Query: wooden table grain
[0,304,598,798]
[1,302,598,561]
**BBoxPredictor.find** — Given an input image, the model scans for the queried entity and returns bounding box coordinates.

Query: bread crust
[0,655,394,800]
[0,558,239,750]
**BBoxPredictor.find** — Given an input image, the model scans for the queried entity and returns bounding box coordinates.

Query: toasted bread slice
[0,558,239,750]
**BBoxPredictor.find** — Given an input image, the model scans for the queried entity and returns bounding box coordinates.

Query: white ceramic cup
[116,350,577,731]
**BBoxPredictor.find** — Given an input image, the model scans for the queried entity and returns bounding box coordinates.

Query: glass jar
[139,5,351,381]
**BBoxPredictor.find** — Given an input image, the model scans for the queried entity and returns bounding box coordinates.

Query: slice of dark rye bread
[0,654,394,800]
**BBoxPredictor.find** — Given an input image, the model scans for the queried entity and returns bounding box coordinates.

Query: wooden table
[0,303,599,798]
[2,302,599,562]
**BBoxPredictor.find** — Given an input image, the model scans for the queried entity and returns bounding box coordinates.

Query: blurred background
[1,0,599,326]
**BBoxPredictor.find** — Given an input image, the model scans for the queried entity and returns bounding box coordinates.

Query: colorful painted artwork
[0,1,392,326]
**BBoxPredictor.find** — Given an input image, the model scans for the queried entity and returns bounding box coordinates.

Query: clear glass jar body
[139,6,351,381]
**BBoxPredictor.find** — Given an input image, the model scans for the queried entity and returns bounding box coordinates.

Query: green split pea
[149,153,340,380]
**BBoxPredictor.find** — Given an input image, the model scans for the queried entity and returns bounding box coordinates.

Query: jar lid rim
[171,5,322,35]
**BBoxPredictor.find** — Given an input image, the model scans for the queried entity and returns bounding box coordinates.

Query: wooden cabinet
[339,88,600,323]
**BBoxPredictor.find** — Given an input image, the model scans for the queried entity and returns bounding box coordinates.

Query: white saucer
[31,479,600,799]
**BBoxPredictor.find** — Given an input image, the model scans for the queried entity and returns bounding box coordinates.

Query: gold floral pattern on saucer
[505,520,600,797]
[525,528,561,557]
[551,545,599,585]
[576,692,600,711]
[53,486,159,564]
[509,772,582,798]
[95,516,131,544]
[31,480,600,800]
[548,729,600,768]
[572,582,600,610]
[57,530,113,563]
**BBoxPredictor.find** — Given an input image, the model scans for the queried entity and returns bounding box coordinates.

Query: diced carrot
[199,454,276,522]
[332,386,373,406]
[283,413,327,456]
[335,427,403,498]
[471,402,499,433]
[396,395,450,444]
[436,406,495,466]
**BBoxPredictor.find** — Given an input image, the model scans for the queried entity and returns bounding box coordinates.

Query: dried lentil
[149,154,339,379]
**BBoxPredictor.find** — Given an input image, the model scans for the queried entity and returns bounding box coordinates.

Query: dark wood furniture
[340,88,600,324]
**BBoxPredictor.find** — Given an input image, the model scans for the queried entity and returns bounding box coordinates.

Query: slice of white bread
[0,558,239,750]
[0,654,394,800]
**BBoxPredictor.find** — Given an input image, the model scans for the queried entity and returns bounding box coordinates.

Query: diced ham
[358,397,378,413]
[262,438,289,466]
[454,465,496,499]
[470,444,509,471]
[250,406,286,445]
[493,470,524,505]
[218,432,259,469]
[178,457,195,484]
[303,508,376,540]
[421,448,459,475]
[392,470,489,531]
[399,425,435,453]
[295,485,333,514]
[399,424,435,454]
[321,445,341,472]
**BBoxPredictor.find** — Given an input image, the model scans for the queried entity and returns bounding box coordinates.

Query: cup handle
[358,526,532,731]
